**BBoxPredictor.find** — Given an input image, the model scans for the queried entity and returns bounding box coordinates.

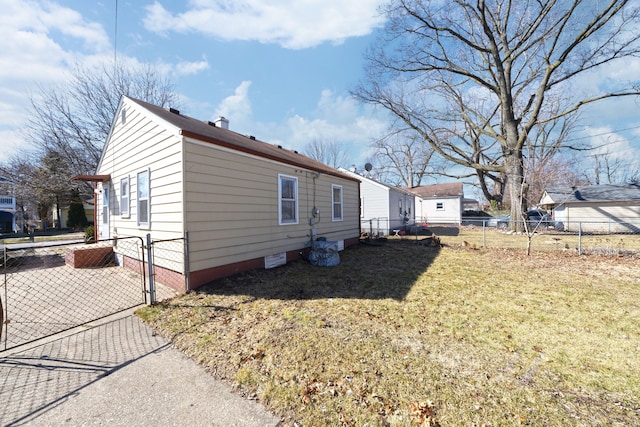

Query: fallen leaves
[410,400,440,426]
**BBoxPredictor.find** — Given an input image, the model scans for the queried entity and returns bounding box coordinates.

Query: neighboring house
[0,176,17,234]
[53,197,95,229]
[408,182,464,225]
[462,198,480,211]
[338,168,415,235]
[77,96,361,291]
[539,183,640,233]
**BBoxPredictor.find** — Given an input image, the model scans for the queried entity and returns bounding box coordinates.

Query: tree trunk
[505,150,526,231]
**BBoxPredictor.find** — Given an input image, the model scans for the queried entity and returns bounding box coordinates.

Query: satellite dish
[364,162,373,172]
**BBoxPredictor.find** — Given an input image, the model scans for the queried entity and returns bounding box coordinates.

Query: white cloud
[175,58,210,76]
[207,83,384,166]
[0,129,33,164]
[143,0,387,49]
[583,126,633,159]
[279,90,386,164]
[214,80,254,127]
[0,0,114,163]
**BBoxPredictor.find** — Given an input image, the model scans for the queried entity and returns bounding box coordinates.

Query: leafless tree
[303,138,351,169]
[586,149,636,185]
[26,60,178,181]
[354,0,640,230]
[369,126,436,187]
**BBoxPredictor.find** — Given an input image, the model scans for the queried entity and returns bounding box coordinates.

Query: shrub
[84,225,95,243]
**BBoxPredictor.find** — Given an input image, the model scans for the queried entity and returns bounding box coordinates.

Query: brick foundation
[65,245,114,268]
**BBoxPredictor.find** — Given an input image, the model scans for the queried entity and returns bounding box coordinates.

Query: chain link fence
[1,235,180,352]
[360,215,640,256]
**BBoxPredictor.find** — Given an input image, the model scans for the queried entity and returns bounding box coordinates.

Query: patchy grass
[137,240,640,426]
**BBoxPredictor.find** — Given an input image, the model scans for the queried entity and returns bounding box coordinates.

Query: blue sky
[1,0,640,188]
[0,0,387,167]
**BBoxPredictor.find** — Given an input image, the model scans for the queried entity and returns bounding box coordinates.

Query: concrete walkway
[0,310,281,426]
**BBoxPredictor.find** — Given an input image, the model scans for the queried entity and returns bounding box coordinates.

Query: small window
[120,176,130,217]
[436,202,444,210]
[279,174,298,225]
[332,185,343,221]
[399,200,403,215]
[137,169,150,227]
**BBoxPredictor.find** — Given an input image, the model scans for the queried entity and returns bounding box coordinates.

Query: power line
[114,0,118,63]
[562,124,640,143]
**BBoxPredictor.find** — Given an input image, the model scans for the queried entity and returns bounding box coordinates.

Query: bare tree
[587,150,630,185]
[370,126,436,187]
[303,138,351,168]
[354,0,640,230]
[27,60,178,181]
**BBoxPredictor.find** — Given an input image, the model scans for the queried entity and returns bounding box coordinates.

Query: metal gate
[1,236,148,352]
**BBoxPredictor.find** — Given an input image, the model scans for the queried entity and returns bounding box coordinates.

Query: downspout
[93,182,98,241]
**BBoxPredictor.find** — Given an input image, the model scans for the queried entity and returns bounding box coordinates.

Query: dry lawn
[137,239,640,426]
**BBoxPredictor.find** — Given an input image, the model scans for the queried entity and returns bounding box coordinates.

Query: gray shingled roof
[126,97,358,182]
[543,183,640,203]
[407,182,464,198]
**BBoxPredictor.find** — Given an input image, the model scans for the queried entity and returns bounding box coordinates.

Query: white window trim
[278,174,298,225]
[120,176,130,218]
[332,184,343,221]
[436,201,445,211]
[137,169,150,228]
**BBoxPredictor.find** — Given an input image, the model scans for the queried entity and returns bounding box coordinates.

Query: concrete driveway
[0,310,281,427]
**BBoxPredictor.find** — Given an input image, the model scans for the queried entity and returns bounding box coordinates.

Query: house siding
[419,196,462,224]
[561,202,640,233]
[94,96,360,292]
[184,139,359,275]
[387,190,413,232]
[338,169,415,235]
[96,100,185,241]
[95,99,186,286]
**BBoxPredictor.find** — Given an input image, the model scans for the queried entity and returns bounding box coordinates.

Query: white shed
[408,182,464,225]
[338,168,415,236]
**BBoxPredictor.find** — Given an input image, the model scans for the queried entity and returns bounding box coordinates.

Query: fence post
[184,230,191,292]
[482,220,487,248]
[146,233,156,305]
[578,223,582,256]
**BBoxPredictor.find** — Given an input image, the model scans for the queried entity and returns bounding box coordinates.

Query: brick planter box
[65,245,114,268]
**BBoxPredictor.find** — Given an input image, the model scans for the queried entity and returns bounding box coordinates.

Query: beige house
[83,96,361,291]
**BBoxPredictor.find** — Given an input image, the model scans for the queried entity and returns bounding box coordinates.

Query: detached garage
[539,184,640,233]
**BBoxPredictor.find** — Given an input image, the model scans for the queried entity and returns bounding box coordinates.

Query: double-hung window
[137,169,150,227]
[120,176,130,217]
[279,174,298,225]
[332,185,343,221]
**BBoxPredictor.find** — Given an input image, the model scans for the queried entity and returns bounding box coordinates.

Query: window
[436,202,444,210]
[137,169,150,227]
[120,176,130,217]
[399,200,403,215]
[332,185,343,221]
[278,174,298,224]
